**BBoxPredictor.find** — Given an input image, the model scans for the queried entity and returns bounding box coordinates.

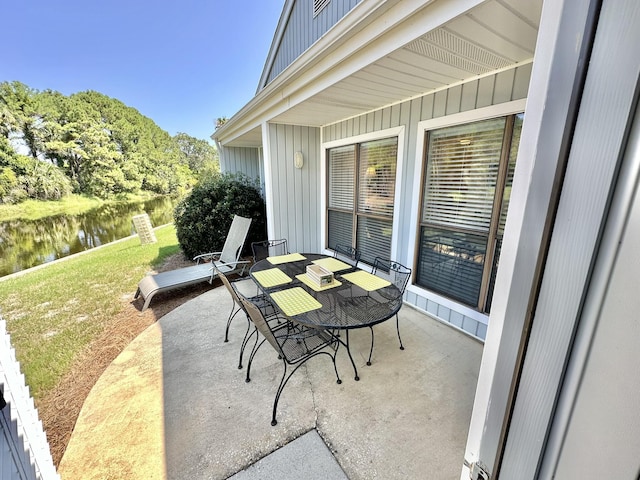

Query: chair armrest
[194,252,223,263]
[224,260,251,276]
[210,259,252,278]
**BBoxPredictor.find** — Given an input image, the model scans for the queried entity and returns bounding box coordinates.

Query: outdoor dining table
[249,253,403,380]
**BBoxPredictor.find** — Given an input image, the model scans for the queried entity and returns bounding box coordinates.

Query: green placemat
[267,253,307,265]
[296,273,342,292]
[270,287,322,316]
[312,257,352,272]
[342,271,391,291]
[252,268,292,288]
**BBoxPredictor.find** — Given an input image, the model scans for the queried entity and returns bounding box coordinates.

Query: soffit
[220,0,542,146]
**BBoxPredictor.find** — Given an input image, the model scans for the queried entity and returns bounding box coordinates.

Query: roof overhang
[213,0,542,147]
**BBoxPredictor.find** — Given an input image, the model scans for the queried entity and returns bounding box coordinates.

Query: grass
[0,193,158,222]
[0,224,182,400]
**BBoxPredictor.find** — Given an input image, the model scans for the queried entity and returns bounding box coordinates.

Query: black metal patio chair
[238,293,342,426]
[333,243,361,268]
[251,239,288,263]
[368,257,411,364]
[214,264,276,369]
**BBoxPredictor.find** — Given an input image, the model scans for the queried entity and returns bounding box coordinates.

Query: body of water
[0,196,179,277]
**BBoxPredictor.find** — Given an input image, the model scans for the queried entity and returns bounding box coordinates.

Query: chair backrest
[372,257,411,294]
[333,243,361,268]
[214,264,242,308]
[219,215,252,265]
[251,239,288,263]
[238,294,285,358]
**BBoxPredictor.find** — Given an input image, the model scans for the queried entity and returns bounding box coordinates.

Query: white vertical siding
[219,146,262,181]
[321,65,532,339]
[266,124,322,253]
[266,0,362,84]
[0,319,59,480]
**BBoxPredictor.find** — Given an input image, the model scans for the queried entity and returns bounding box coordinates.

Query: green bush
[174,173,267,259]
[20,157,73,201]
[0,166,21,203]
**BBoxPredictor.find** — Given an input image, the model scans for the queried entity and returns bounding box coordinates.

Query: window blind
[357,216,393,266]
[328,145,355,210]
[327,137,398,266]
[422,118,506,233]
[358,138,397,217]
[328,210,353,250]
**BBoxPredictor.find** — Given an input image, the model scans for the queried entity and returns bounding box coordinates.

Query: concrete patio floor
[58,280,483,479]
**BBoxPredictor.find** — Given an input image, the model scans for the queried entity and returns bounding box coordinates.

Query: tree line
[0,81,219,204]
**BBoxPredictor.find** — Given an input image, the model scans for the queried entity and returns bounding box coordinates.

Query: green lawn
[0,224,182,400]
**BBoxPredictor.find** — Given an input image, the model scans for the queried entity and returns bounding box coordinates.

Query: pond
[0,196,179,277]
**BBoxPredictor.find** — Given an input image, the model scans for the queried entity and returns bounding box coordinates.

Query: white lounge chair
[135,215,252,311]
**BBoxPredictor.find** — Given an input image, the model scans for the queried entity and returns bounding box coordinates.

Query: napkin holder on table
[306,264,334,287]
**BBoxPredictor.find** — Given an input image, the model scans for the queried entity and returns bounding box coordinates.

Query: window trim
[407,99,526,321]
[321,126,405,262]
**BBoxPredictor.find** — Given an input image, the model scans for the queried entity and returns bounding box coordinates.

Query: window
[327,137,398,265]
[416,114,523,313]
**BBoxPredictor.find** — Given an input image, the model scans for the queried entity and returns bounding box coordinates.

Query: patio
[58,280,482,479]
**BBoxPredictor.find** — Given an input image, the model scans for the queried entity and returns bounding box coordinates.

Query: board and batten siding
[265,0,361,85]
[219,146,264,191]
[322,64,532,340]
[266,124,322,253]
[219,146,262,179]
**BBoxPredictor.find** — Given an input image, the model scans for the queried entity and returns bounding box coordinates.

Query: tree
[174,132,219,179]
[20,157,72,200]
[0,81,46,159]
[0,81,205,201]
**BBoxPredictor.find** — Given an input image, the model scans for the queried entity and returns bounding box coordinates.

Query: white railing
[0,317,59,480]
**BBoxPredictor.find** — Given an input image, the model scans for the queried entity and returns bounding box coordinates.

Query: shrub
[20,157,73,201]
[174,173,267,259]
[0,166,21,203]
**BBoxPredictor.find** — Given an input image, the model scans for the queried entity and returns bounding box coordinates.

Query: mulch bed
[38,253,218,467]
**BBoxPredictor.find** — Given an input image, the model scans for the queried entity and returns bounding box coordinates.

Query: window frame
[321,126,405,265]
[407,100,527,320]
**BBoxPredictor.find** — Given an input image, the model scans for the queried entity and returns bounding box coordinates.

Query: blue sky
[1,0,284,143]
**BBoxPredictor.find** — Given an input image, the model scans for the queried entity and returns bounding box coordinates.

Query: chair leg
[238,319,253,369]
[245,336,266,383]
[271,352,341,426]
[224,305,241,343]
[271,362,289,426]
[396,314,404,350]
[367,326,375,366]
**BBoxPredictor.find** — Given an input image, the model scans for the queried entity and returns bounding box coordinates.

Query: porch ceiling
[219,0,542,147]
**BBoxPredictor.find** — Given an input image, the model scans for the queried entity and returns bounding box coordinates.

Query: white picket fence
[0,317,59,480]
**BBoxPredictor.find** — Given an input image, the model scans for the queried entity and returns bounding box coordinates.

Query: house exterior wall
[265,0,361,85]
[321,63,532,340]
[221,64,532,341]
[219,146,262,180]
[264,124,322,253]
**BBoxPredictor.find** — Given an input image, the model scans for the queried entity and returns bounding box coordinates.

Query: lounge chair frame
[135,215,252,311]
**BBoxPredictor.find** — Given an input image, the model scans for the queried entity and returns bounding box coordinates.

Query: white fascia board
[214,0,485,145]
